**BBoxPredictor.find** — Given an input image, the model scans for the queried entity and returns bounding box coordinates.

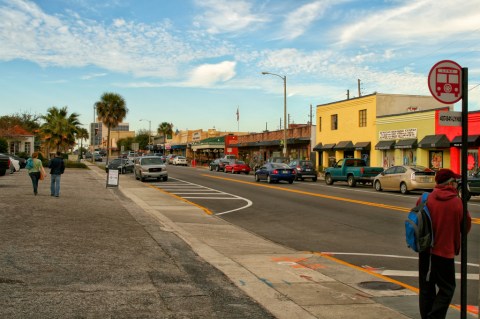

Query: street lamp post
[261,71,287,157]
[140,119,152,151]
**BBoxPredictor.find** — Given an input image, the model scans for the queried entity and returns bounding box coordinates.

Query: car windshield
[141,158,163,165]
[111,159,121,165]
[271,163,289,169]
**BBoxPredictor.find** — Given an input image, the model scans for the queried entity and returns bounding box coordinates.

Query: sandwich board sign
[106,168,119,188]
[428,60,462,104]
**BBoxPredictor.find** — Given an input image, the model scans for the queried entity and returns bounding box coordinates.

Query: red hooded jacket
[417,185,471,258]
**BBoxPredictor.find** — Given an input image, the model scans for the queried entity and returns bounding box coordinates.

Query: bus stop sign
[428,60,462,104]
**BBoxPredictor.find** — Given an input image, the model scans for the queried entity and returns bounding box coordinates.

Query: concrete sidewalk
[0,163,466,318]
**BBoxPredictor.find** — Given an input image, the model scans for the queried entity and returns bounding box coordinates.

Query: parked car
[134,156,168,182]
[373,165,436,194]
[457,171,480,201]
[225,160,251,174]
[166,154,177,164]
[254,162,296,184]
[209,158,231,172]
[105,158,134,174]
[0,154,10,176]
[288,159,317,182]
[94,154,103,162]
[172,156,188,166]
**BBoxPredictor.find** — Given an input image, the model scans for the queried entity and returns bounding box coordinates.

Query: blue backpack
[405,193,433,253]
[25,158,34,170]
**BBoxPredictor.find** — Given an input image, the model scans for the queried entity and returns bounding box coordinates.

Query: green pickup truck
[324,158,384,187]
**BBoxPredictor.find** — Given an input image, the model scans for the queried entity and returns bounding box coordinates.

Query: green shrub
[65,161,88,169]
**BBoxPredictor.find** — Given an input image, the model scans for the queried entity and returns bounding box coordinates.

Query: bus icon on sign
[428,60,462,104]
[436,67,460,97]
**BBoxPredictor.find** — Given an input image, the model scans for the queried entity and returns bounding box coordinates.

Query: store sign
[379,128,417,140]
[439,111,462,126]
[192,132,201,141]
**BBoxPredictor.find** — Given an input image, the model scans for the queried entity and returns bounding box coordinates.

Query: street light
[140,119,152,151]
[262,71,287,157]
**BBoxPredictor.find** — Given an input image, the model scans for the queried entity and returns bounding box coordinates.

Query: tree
[76,127,89,160]
[135,129,150,150]
[94,92,128,164]
[0,137,7,153]
[39,106,81,156]
[157,122,173,154]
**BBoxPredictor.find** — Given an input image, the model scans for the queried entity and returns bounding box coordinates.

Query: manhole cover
[358,281,404,290]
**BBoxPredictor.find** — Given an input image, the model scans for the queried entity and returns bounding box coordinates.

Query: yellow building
[315,93,452,168]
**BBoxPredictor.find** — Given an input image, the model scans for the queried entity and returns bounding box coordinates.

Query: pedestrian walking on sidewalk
[48,151,65,197]
[418,168,471,319]
[26,152,44,196]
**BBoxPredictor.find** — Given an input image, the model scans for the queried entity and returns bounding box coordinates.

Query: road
[129,164,480,308]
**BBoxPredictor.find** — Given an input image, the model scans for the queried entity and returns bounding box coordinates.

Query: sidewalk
[0,164,466,318]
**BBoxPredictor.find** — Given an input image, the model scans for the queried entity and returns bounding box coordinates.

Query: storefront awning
[313,143,322,151]
[321,143,336,151]
[450,135,480,147]
[375,140,396,150]
[395,139,417,149]
[354,141,371,151]
[418,134,450,148]
[334,140,354,150]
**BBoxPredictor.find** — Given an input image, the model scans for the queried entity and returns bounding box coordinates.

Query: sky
[1,0,480,135]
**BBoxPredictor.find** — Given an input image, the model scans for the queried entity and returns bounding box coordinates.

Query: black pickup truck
[0,153,10,176]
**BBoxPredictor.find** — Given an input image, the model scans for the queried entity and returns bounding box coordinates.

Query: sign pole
[460,67,468,319]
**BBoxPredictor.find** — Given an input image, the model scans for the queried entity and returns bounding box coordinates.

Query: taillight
[292,170,296,175]
[273,169,278,174]
[296,165,302,172]
[360,167,364,174]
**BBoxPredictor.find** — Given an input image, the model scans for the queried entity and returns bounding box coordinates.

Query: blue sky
[1,0,479,134]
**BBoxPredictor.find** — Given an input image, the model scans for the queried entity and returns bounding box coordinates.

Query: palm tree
[39,106,81,156]
[76,127,89,161]
[94,92,128,164]
[157,122,173,154]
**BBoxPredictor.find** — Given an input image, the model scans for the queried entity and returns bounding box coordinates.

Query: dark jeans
[29,172,40,194]
[419,251,456,319]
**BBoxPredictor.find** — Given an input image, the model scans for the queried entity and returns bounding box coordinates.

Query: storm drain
[358,281,404,290]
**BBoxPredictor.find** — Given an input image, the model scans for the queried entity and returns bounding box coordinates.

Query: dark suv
[288,159,318,182]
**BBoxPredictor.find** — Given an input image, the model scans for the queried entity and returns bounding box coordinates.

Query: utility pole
[358,79,361,97]
[347,89,350,100]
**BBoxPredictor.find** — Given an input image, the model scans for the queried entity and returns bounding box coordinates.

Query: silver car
[373,165,435,194]
[134,156,168,182]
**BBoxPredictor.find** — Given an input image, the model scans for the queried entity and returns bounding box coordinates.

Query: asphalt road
[143,164,480,309]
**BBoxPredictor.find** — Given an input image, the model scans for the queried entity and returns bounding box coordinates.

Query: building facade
[315,93,453,169]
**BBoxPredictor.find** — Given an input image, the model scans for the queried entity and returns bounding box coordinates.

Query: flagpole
[237,106,239,132]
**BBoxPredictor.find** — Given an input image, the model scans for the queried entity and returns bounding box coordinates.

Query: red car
[225,160,251,174]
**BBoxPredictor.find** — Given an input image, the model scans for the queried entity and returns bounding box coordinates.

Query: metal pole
[460,67,468,319]
[92,106,95,164]
[261,71,288,158]
[283,76,287,157]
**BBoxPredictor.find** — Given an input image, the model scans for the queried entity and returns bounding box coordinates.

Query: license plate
[305,169,311,172]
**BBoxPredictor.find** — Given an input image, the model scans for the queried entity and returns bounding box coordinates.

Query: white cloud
[193,0,265,34]
[80,73,107,80]
[281,1,332,40]
[186,61,237,87]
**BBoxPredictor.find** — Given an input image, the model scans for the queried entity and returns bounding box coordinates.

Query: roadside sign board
[439,111,462,126]
[106,169,119,188]
[428,60,462,104]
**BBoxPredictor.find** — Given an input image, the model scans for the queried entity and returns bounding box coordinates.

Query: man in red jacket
[418,168,471,319]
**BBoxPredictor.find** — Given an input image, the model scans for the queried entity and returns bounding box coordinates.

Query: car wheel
[121,168,126,174]
[374,180,382,191]
[312,177,317,182]
[325,174,333,185]
[267,175,273,184]
[288,179,293,184]
[347,175,356,187]
[135,171,140,180]
[255,174,260,182]
[162,176,168,182]
[400,182,409,194]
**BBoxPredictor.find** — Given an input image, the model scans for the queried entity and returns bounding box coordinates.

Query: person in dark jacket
[418,168,471,319]
[48,151,65,197]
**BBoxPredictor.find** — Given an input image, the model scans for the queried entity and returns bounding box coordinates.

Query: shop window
[359,109,367,127]
[382,150,395,168]
[331,114,338,130]
[429,151,443,170]
[402,149,416,165]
